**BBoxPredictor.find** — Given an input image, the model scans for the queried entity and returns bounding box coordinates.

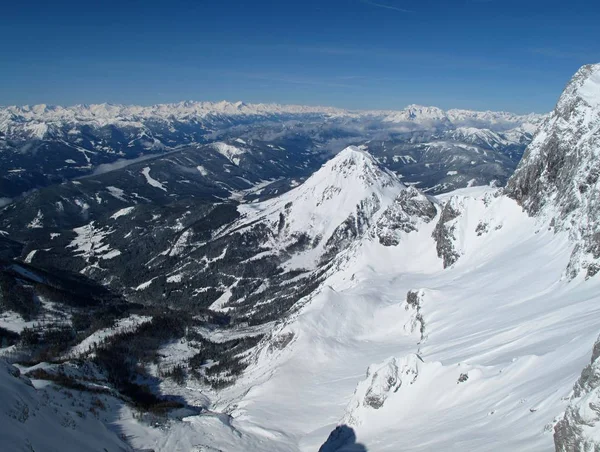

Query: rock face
[506,63,600,279]
[343,354,422,426]
[555,336,600,452]
[403,289,427,341]
[432,197,462,268]
[375,187,437,246]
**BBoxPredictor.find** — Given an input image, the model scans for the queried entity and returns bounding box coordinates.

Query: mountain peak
[315,146,396,190]
[506,62,600,278]
[328,145,376,165]
[556,63,600,112]
[237,146,405,268]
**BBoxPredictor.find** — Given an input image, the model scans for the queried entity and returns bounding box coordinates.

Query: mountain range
[0,64,599,451]
[0,101,544,202]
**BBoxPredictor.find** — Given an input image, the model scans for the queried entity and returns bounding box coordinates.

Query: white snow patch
[110,206,135,220]
[212,142,246,166]
[27,210,43,229]
[141,166,167,191]
[23,250,37,263]
[197,165,209,176]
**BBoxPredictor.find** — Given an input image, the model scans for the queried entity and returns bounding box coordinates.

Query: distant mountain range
[0,101,545,200]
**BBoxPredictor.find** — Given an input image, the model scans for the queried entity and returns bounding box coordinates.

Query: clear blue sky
[1,0,598,113]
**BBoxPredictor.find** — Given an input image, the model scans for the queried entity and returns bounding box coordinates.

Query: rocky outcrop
[506,63,600,279]
[343,354,422,426]
[432,197,462,268]
[555,335,600,451]
[404,289,427,342]
[375,187,437,246]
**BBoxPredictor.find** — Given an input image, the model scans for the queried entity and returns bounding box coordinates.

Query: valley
[0,64,599,452]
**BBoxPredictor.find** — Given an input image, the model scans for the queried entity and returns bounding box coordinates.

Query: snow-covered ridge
[233,146,408,268]
[506,62,600,278]
[0,100,545,138]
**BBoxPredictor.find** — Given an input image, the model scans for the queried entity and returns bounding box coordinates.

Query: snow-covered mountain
[0,100,544,200]
[232,146,408,268]
[0,101,543,138]
[1,65,598,452]
[506,63,600,280]
[506,63,600,449]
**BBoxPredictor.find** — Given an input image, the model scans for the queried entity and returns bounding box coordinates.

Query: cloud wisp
[360,0,413,13]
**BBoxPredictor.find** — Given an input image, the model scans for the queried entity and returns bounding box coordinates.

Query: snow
[110,206,135,219]
[0,311,39,333]
[167,273,183,283]
[24,249,37,263]
[27,210,43,229]
[66,315,152,358]
[134,278,157,291]
[141,166,167,191]
[1,101,544,134]
[106,186,127,201]
[233,146,405,269]
[0,361,132,452]
[101,249,121,259]
[122,186,600,452]
[67,222,119,262]
[579,65,600,107]
[212,142,246,166]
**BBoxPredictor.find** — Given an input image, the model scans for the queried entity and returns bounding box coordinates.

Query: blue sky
[1,0,598,113]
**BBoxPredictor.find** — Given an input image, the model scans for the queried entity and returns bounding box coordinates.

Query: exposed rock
[404,289,427,341]
[555,335,600,451]
[432,197,462,267]
[375,186,437,246]
[506,63,600,279]
[476,221,489,236]
[343,354,422,426]
[268,332,295,352]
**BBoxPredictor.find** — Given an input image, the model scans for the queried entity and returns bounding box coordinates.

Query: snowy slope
[214,187,600,451]
[506,63,600,279]
[111,65,600,449]
[112,185,600,452]
[232,146,407,268]
[0,360,131,452]
[2,65,597,452]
